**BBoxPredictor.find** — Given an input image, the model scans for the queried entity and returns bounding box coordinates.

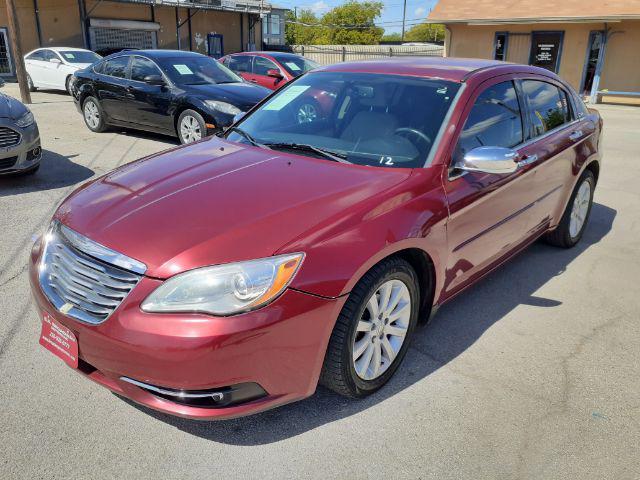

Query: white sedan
[24,47,101,94]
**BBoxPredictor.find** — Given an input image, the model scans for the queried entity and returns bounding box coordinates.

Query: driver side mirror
[455,146,519,175]
[143,74,166,86]
[267,69,283,79]
[49,58,62,64]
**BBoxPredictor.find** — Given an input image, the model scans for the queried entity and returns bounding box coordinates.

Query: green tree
[404,23,445,42]
[285,9,325,45]
[381,32,402,42]
[320,1,384,45]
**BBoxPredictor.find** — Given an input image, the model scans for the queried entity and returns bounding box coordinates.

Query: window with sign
[529,31,564,73]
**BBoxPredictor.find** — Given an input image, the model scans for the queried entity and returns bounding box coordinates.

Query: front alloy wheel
[353,279,411,380]
[320,257,419,398]
[180,115,202,143]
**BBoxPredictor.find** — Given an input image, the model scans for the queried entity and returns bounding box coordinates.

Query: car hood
[0,92,29,119]
[55,137,412,279]
[185,82,270,111]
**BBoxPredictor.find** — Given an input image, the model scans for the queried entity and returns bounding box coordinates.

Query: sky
[272,0,439,35]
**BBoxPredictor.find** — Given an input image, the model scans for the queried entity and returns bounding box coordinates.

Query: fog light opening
[120,377,267,408]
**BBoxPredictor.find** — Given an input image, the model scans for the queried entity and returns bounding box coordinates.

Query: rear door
[442,78,540,298]
[127,55,174,132]
[95,55,131,122]
[517,78,598,231]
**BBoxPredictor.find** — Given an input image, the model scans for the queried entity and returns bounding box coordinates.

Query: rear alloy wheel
[82,97,106,133]
[177,109,206,144]
[320,257,419,397]
[545,170,595,248]
[27,75,37,92]
[65,76,73,95]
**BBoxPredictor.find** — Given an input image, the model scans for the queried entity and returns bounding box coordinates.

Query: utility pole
[401,0,407,42]
[5,0,31,104]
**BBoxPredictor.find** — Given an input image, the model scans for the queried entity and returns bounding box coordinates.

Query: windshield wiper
[264,143,351,164]
[226,127,270,149]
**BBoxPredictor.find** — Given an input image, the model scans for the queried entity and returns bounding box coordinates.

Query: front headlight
[15,111,34,128]
[141,253,304,316]
[204,100,242,116]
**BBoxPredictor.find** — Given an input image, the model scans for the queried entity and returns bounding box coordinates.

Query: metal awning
[106,0,272,14]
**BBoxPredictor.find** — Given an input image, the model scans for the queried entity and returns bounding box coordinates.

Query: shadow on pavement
[0,150,94,196]
[121,202,616,445]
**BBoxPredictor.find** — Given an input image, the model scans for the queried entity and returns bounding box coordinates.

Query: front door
[249,56,283,89]
[96,55,131,122]
[442,78,539,298]
[127,56,173,132]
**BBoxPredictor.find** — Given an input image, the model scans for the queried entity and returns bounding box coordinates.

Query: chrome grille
[0,127,20,148]
[39,222,146,325]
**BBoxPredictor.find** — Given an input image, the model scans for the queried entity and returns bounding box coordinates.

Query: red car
[29,58,602,420]
[219,51,320,90]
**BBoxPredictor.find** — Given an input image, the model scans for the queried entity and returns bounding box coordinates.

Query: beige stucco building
[428,0,640,104]
[0,0,270,77]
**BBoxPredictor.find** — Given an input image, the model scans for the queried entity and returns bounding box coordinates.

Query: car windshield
[156,56,243,85]
[60,51,101,64]
[226,71,460,168]
[277,56,320,77]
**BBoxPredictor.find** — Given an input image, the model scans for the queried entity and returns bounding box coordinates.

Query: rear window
[522,80,572,136]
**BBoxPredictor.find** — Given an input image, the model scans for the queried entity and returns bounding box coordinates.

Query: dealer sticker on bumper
[39,312,78,369]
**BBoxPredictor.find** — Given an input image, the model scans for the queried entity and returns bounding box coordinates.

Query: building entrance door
[581,31,604,96]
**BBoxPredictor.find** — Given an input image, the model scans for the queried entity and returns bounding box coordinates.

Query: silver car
[0,79,41,176]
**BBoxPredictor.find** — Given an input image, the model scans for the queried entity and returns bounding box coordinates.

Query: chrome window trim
[423,82,466,168]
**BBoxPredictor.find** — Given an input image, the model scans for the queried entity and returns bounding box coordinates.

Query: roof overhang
[104,0,272,15]
[426,15,640,25]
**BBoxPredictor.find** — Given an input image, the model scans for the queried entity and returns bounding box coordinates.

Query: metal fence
[266,44,444,65]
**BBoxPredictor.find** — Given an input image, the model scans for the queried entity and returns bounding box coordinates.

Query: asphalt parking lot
[1,82,639,479]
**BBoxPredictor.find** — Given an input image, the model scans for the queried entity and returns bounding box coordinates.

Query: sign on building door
[529,31,563,73]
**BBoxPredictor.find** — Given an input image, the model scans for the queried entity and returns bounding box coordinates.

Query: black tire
[176,109,207,144]
[27,75,37,92]
[545,170,595,248]
[320,257,420,398]
[82,96,107,133]
[65,76,73,95]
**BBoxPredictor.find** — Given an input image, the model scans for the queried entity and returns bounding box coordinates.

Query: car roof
[133,49,205,59]
[39,47,93,52]
[314,57,551,83]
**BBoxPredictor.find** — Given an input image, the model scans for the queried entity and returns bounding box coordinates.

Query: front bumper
[0,121,41,175]
[29,239,345,420]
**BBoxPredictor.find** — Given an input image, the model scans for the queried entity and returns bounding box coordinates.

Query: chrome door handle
[517,154,538,167]
[569,130,583,141]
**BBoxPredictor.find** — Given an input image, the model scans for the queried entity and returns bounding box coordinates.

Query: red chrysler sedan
[219,51,320,90]
[30,58,602,420]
